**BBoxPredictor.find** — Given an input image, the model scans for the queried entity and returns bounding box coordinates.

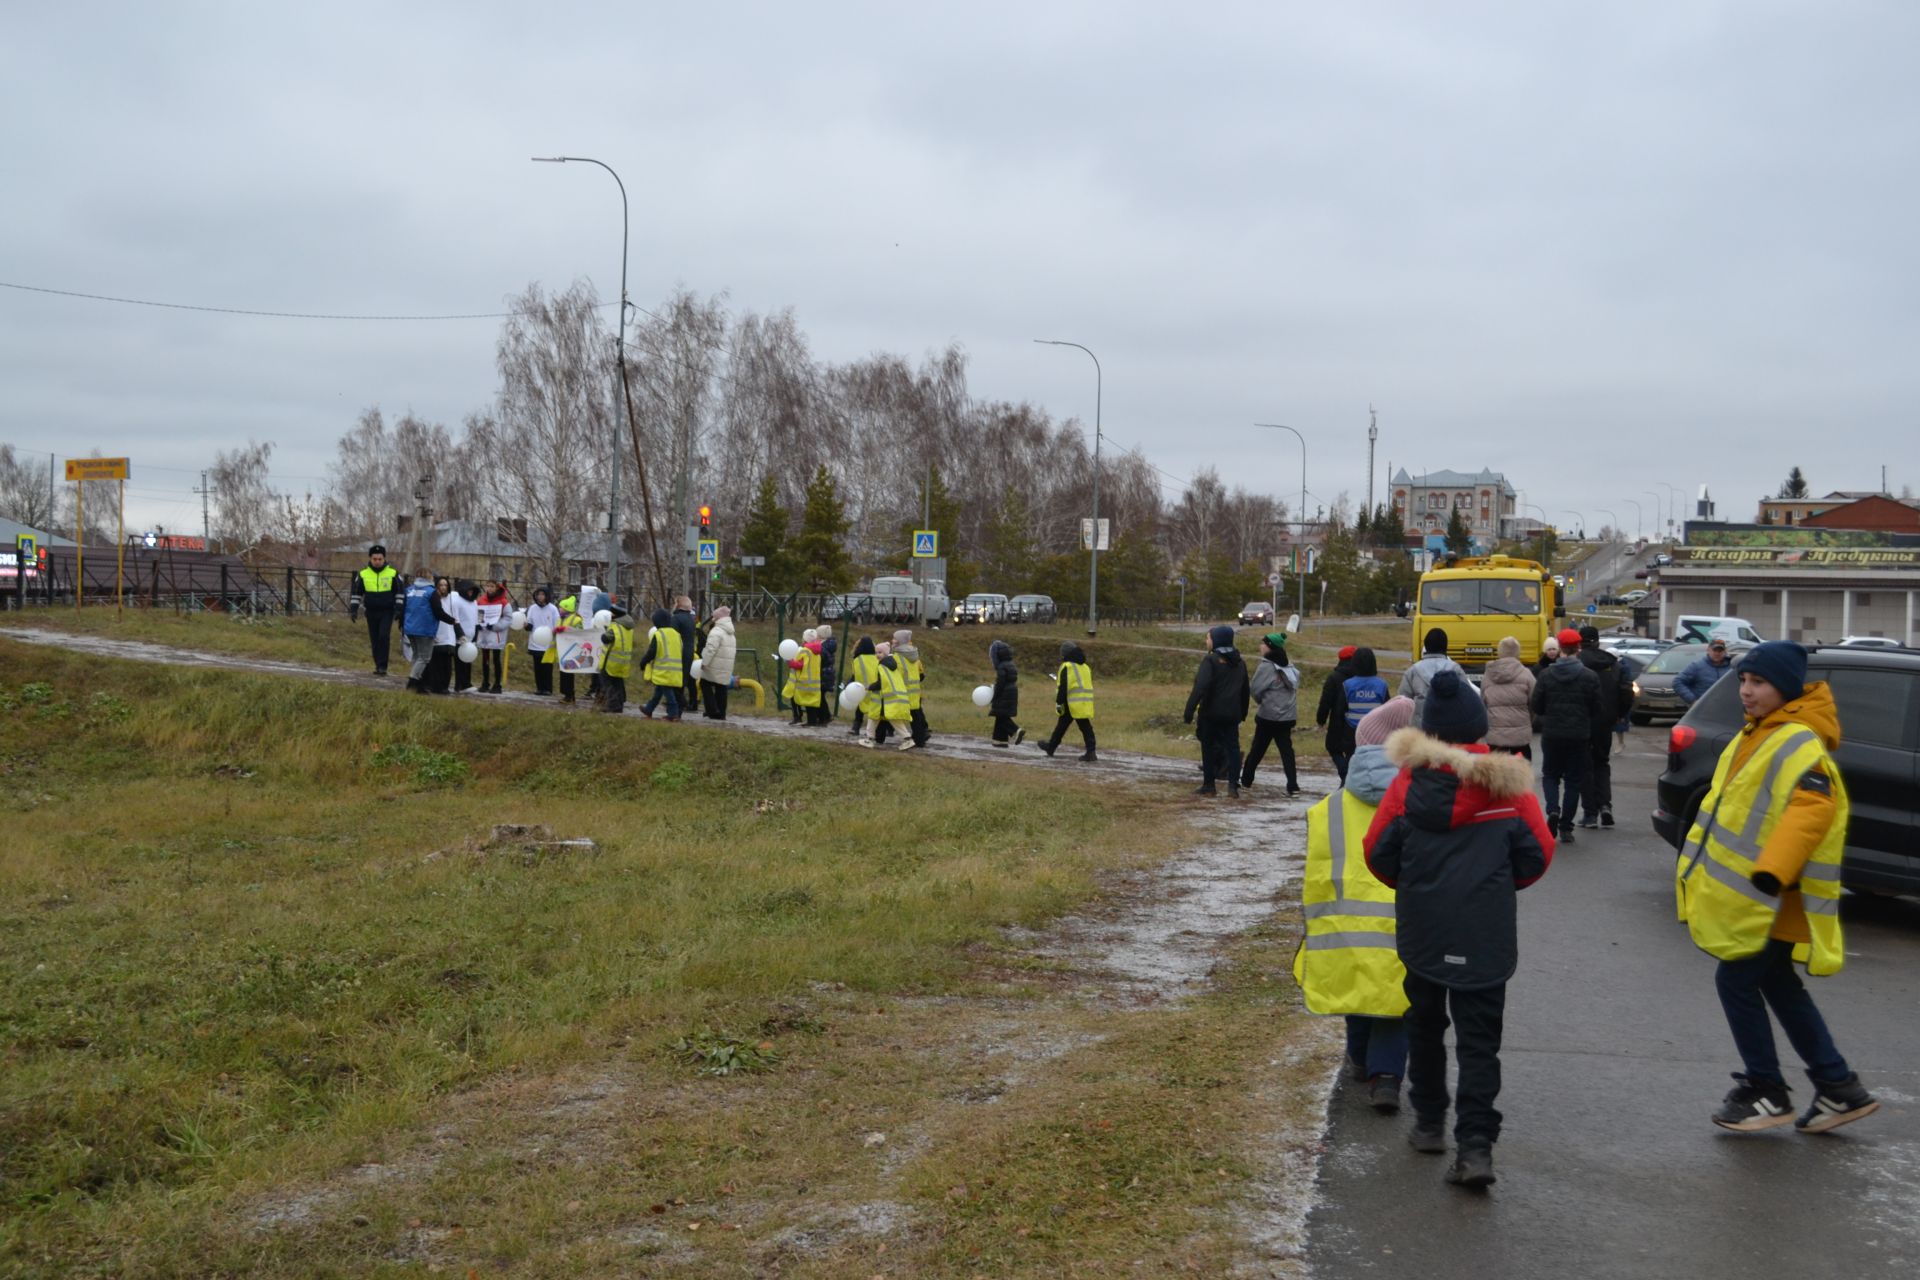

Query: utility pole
[1366,406,1378,528]
[194,470,213,549]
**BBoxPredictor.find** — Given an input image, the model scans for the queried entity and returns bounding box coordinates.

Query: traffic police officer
[349,544,402,675]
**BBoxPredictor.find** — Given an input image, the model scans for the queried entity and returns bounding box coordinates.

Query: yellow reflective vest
[645,626,684,687]
[901,656,924,711]
[851,653,881,716]
[1057,661,1095,719]
[356,565,399,598]
[794,649,822,707]
[1292,788,1409,1017]
[603,623,635,678]
[542,611,585,664]
[876,660,913,723]
[1677,724,1848,975]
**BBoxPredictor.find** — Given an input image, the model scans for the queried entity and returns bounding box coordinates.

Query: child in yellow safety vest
[846,636,880,737]
[1295,697,1414,1117]
[639,608,686,721]
[545,595,586,704]
[785,628,822,726]
[598,605,635,714]
[892,629,928,750]
[1037,641,1097,762]
[861,641,914,747]
[1680,641,1878,1134]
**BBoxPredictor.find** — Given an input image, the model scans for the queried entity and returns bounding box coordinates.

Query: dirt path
[5,625,1342,1274]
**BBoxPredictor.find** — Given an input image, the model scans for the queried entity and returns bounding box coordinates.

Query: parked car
[1630,642,1750,725]
[1238,601,1276,627]
[818,592,871,623]
[1654,552,1673,566]
[1837,636,1905,649]
[1007,593,1057,624]
[1620,589,1649,604]
[1634,569,1650,580]
[954,592,1009,625]
[1653,646,1920,895]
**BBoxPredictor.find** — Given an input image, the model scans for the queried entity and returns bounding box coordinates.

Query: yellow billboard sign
[65,457,130,481]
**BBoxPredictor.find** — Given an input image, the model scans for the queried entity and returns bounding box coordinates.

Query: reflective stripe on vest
[603,626,634,678]
[902,658,924,710]
[852,654,880,713]
[1059,661,1095,719]
[1677,724,1848,975]
[877,662,912,721]
[1290,788,1410,1018]
[358,565,398,598]
[646,628,684,686]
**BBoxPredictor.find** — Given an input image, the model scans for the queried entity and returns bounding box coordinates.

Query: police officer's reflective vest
[876,660,912,722]
[355,564,399,607]
[901,656,924,711]
[1291,788,1409,1017]
[1677,724,1848,975]
[645,627,684,686]
[794,649,822,707]
[851,653,881,715]
[1057,661,1095,719]
[603,625,635,678]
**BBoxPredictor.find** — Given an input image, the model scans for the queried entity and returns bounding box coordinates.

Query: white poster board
[552,627,605,674]
[477,602,507,650]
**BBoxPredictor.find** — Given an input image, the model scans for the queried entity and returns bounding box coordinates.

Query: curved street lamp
[1253,423,1308,622]
[1035,339,1102,634]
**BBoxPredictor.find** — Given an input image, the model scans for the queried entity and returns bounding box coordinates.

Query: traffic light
[698,505,711,529]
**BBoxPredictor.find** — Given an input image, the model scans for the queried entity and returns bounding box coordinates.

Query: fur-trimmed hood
[1385,727,1534,800]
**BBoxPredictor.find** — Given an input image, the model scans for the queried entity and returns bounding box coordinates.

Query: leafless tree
[209,440,280,556]
[0,444,57,530]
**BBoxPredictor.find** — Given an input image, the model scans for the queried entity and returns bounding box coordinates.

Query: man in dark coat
[1364,671,1554,1189]
[1184,624,1251,798]
[348,544,404,676]
[817,624,839,720]
[1530,627,1603,843]
[988,639,1022,745]
[672,596,699,714]
[1316,644,1359,781]
[1574,624,1631,829]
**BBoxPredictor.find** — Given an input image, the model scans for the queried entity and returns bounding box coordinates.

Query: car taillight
[1668,725,1697,754]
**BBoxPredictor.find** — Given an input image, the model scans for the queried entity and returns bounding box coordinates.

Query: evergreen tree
[1778,467,1810,499]
[737,473,798,592]
[1444,506,1473,555]
[1099,529,1171,613]
[1372,502,1407,548]
[980,488,1037,591]
[793,465,856,592]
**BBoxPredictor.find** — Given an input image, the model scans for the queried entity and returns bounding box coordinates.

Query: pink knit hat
[1355,696,1416,747]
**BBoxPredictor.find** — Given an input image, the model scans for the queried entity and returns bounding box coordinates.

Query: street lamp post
[529,153,672,606]
[1035,339,1102,635]
[1563,511,1587,540]
[1622,498,1643,542]
[1253,423,1309,623]
[1661,482,1686,541]
[1644,490,1665,542]
[1594,507,1621,541]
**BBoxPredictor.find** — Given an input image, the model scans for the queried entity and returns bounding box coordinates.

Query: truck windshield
[1420,580,1541,616]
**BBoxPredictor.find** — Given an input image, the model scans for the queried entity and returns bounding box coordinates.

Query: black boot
[1194,784,1217,797]
[1038,740,1057,756]
[1445,1146,1496,1189]
[1080,750,1098,763]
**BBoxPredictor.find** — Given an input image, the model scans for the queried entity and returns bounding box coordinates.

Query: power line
[0,279,622,322]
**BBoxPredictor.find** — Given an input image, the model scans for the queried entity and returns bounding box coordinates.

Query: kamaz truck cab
[1412,554,1562,675]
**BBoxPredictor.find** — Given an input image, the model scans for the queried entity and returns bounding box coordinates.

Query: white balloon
[592,609,613,628]
[971,684,993,708]
[840,681,866,711]
[689,658,704,681]
[530,626,554,648]
[778,638,801,661]
[509,609,528,631]
[457,641,478,664]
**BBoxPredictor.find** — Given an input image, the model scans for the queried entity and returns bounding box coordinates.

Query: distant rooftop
[1390,468,1518,497]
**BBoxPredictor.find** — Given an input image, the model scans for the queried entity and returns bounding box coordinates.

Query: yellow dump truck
[1411,555,1562,674]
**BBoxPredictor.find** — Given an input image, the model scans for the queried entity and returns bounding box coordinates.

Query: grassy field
[0,639,1335,1278]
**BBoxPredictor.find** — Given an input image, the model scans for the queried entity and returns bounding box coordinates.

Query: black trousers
[1046,713,1095,753]
[453,657,473,691]
[682,672,699,711]
[479,647,503,689]
[992,714,1020,743]
[534,654,554,694]
[1404,973,1507,1149]
[603,675,627,713]
[1196,715,1242,787]
[702,679,729,720]
[909,707,930,747]
[427,645,454,693]
[1540,735,1588,823]
[1243,717,1297,788]
[365,610,394,672]
[1579,729,1613,818]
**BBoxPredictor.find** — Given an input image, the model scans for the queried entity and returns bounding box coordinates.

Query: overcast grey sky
[5,1,1916,538]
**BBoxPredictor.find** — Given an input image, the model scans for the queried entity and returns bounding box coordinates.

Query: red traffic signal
[698,505,712,529]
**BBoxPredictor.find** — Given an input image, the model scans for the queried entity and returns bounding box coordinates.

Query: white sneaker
[897,739,918,751]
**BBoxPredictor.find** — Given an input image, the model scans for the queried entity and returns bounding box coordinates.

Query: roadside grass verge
[1,607,368,672]
[0,640,1203,1277]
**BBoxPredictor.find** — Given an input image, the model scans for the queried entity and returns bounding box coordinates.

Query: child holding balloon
[988,640,1023,747]
[525,588,559,695]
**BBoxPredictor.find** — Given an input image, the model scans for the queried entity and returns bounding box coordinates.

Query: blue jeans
[642,686,681,718]
[1539,735,1587,821]
[1345,1016,1409,1080]
[1715,938,1851,1086]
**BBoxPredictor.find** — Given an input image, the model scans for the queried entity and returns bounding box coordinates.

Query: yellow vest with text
[1291,788,1409,1017]
[1057,661,1095,719]
[603,624,635,678]
[1676,724,1848,975]
[901,656,924,711]
[645,627,683,686]
[356,565,399,598]
[851,653,881,716]
[876,660,913,723]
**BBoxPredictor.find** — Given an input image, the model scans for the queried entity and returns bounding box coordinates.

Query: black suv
[1652,646,1920,894]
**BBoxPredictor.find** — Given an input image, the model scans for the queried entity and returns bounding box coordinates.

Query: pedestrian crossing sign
[696,539,719,566]
[912,530,938,558]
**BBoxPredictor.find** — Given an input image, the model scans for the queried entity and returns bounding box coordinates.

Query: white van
[1673,615,1764,646]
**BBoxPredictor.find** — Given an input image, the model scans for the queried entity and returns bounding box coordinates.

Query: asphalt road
[1305,738,1920,1279]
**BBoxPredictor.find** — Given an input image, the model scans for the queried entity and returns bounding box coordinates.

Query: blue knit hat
[1736,641,1808,703]
[1422,670,1489,744]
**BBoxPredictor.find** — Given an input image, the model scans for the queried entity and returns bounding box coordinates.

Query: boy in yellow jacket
[1680,642,1878,1133]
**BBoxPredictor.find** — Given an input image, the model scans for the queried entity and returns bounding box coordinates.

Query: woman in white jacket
[449,581,481,692]
[700,606,738,720]
[525,588,561,696]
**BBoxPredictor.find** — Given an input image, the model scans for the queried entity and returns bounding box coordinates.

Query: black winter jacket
[1530,655,1603,742]
[989,640,1018,717]
[1184,648,1250,723]
[1363,730,1554,990]
[1316,659,1354,750]
[1577,645,1632,732]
